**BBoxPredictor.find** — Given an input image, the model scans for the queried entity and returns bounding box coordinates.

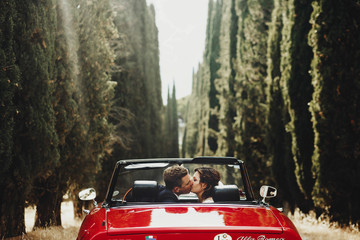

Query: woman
[191,167,220,203]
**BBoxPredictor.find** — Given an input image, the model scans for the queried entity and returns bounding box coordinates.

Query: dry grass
[20,203,359,240]
[289,210,360,240]
[21,227,80,240]
[22,201,81,240]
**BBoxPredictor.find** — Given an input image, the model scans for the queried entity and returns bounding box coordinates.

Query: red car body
[77,157,302,240]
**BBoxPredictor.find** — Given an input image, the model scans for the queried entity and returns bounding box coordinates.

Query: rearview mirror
[79,188,96,201]
[260,185,277,203]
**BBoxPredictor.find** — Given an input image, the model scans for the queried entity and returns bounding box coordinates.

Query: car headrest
[132,180,158,202]
[213,185,240,202]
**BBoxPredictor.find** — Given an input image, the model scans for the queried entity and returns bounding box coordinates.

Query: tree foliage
[30,0,117,228]
[0,0,163,237]
[107,0,163,159]
[94,0,165,200]
[308,0,360,226]
[0,0,21,237]
[164,84,179,157]
[232,0,273,191]
[0,0,59,236]
[182,0,360,227]
[280,0,314,212]
[266,0,298,211]
[1,0,360,236]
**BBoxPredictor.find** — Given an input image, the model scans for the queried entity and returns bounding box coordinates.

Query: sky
[146,0,209,103]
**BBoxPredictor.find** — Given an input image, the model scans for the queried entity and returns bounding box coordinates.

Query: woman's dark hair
[194,167,220,201]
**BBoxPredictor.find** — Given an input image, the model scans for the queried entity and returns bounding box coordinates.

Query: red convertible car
[77,157,302,240]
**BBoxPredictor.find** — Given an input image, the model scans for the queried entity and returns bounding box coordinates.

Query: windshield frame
[103,157,255,206]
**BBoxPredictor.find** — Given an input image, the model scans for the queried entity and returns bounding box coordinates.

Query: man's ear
[173,186,180,194]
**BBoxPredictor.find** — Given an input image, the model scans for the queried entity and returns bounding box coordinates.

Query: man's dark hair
[163,165,188,190]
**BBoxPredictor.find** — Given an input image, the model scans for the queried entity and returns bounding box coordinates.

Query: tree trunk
[33,176,63,229]
[0,174,26,238]
[73,197,84,219]
[73,195,91,219]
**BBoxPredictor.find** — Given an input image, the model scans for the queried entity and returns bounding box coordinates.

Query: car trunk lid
[106,204,283,236]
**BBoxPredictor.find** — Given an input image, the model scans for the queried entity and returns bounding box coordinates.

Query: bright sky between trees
[146,0,209,103]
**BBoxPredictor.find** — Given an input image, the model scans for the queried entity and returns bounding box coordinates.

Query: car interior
[108,159,251,205]
[122,180,243,203]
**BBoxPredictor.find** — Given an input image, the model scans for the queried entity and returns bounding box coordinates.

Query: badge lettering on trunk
[237,237,255,240]
[214,233,232,240]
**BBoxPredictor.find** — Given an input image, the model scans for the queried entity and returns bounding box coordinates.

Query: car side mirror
[79,188,97,214]
[260,185,277,203]
[79,188,96,201]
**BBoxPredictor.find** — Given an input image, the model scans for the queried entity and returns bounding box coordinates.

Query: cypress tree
[164,85,179,157]
[182,65,205,157]
[225,0,238,157]
[214,0,234,157]
[107,0,147,160]
[0,0,21,237]
[171,84,179,157]
[280,0,314,212]
[266,0,296,211]
[95,0,164,199]
[69,0,116,207]
[207,0,222,153]
[165,88,172,155]
[1,0,59,236]
[0,0,19,179]
[108,0,163,160]
[265,0,312,213]
[30,0,78,227]
[233,0,274,190]
[183,0,220,156]
[145,3,164,158]
[30,0,117,227]
[308,0,360,226]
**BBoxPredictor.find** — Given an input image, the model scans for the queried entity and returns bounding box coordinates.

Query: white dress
[202,197,214,203]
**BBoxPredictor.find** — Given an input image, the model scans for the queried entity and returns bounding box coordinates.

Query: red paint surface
[78,204,302,240]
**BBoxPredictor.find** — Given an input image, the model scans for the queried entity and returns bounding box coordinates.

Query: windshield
[110,161,248,203]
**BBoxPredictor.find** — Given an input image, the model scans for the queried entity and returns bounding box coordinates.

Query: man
[158,165,193,202]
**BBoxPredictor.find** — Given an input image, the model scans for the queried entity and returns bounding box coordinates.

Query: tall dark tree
[232,0,274,191]
[0,0,59,237]
[164,84,179,157]
[30,0,117,227]
[213,0,236,157]
[171,84,179,157]
[181,0,360,227]
[0,0,19,178]
[182,64,208,157]
[182,0,221,157]
[29,0,79,228]
[224,0,238,157]
[279,0,314,212]
[68,0,117,217]
[0,0,21,237]
[265,0,313,213]
[108,0,163,160]
[308,0,360,226]
[266,0,295,211]
[206,0,222,153]
[95,0,164,200]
